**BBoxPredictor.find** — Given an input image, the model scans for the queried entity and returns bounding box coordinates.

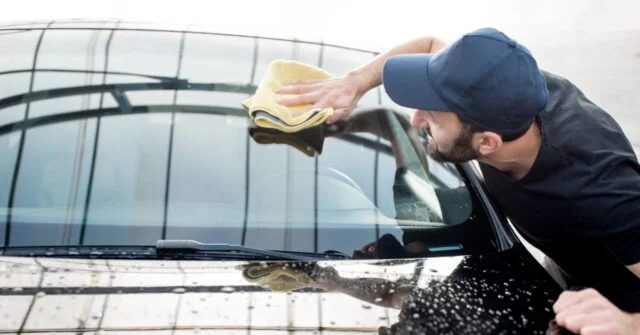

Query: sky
[1,0,638,49]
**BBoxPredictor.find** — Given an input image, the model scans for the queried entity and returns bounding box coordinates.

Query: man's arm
[276,36,448,123]
[310,265,413,309]
[347,36,449,97]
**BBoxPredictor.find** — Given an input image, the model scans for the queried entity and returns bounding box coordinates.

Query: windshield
[0,27,476,256]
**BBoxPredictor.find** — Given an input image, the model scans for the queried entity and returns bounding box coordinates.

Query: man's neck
[479,121,542,181]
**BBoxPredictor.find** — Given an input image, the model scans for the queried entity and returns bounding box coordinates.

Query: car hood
[0,247,562,334]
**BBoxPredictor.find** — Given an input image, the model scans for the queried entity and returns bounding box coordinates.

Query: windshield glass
[0,28,475,256]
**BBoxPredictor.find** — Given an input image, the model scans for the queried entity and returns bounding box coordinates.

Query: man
[276,27,640,334]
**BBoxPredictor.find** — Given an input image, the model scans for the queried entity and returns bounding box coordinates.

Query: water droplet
[172,287,186,293]
[374,297,383,302]
[200,297,206,302]
[36,291,46,298]
[12,287,23,292]
[412,313,421,319]
[45,252,55,256]
[330,321,336,325]
[92,313,103,320]
[191,310,198,314]
[361,304,372,309]
[221,286,235,293]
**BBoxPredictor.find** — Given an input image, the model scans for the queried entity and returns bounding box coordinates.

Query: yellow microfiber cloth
[239,262,316,292]
[247,121,326,157]
[242,59,335,133]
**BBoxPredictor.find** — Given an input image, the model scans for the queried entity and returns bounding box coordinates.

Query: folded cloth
[242,59,334,133]
[240,262,315,292]
[248,121,326,157]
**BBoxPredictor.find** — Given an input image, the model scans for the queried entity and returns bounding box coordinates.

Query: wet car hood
[0,247,562,334]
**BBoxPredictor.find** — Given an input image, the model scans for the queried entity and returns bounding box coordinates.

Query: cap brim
[382,54,449,112]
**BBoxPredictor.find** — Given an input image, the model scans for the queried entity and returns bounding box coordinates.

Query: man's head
[382,27,548,163]
[410,109,484,163]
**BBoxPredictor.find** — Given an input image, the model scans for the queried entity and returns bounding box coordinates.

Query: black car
[0,20,567,334]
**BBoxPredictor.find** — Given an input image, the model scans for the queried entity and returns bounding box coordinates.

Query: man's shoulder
[538,70,637,166]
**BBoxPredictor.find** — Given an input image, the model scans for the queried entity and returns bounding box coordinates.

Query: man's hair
[459,118,530,142]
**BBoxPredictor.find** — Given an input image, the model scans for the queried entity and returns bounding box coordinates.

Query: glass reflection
[0,27,474,254]
[240,247,563,334]
[0,104,475,252]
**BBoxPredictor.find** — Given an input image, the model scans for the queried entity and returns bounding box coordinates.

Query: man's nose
[411,110,430,129]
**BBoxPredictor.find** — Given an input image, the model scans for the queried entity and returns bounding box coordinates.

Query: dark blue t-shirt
[480,71,640,312]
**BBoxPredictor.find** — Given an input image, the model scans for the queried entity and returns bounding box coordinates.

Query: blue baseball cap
[382,27,548,139]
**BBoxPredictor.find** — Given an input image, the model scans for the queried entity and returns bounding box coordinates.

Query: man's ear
[476,132,503,156]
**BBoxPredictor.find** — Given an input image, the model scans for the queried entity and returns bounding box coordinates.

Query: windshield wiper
[0,68,189,83]
[0,245,156,258]
[156,240,349,261]
[0,69,257,112]
[0,241,351,261]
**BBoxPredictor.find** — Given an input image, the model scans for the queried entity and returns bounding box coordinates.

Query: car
[0,19,568,334]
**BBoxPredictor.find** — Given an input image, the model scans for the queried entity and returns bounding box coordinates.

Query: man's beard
[426,126,479,163]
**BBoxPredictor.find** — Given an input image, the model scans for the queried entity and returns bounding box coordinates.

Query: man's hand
[276,72,368,123]
[308,265,340,291]
[553,288,639,335]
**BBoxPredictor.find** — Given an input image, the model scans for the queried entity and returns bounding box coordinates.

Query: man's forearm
[633,313,640,334]
[325,276,413,309]
[348,36,448,96]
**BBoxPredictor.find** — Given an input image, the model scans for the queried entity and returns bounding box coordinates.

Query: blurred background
[1,0,639,152]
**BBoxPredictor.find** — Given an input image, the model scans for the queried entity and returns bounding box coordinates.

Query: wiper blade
[1,245,155,258]
[156,240,348,261]
[0,242,351,261]
[0,68,186,83]
[0,81,255,112]
[0,68,257,112]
